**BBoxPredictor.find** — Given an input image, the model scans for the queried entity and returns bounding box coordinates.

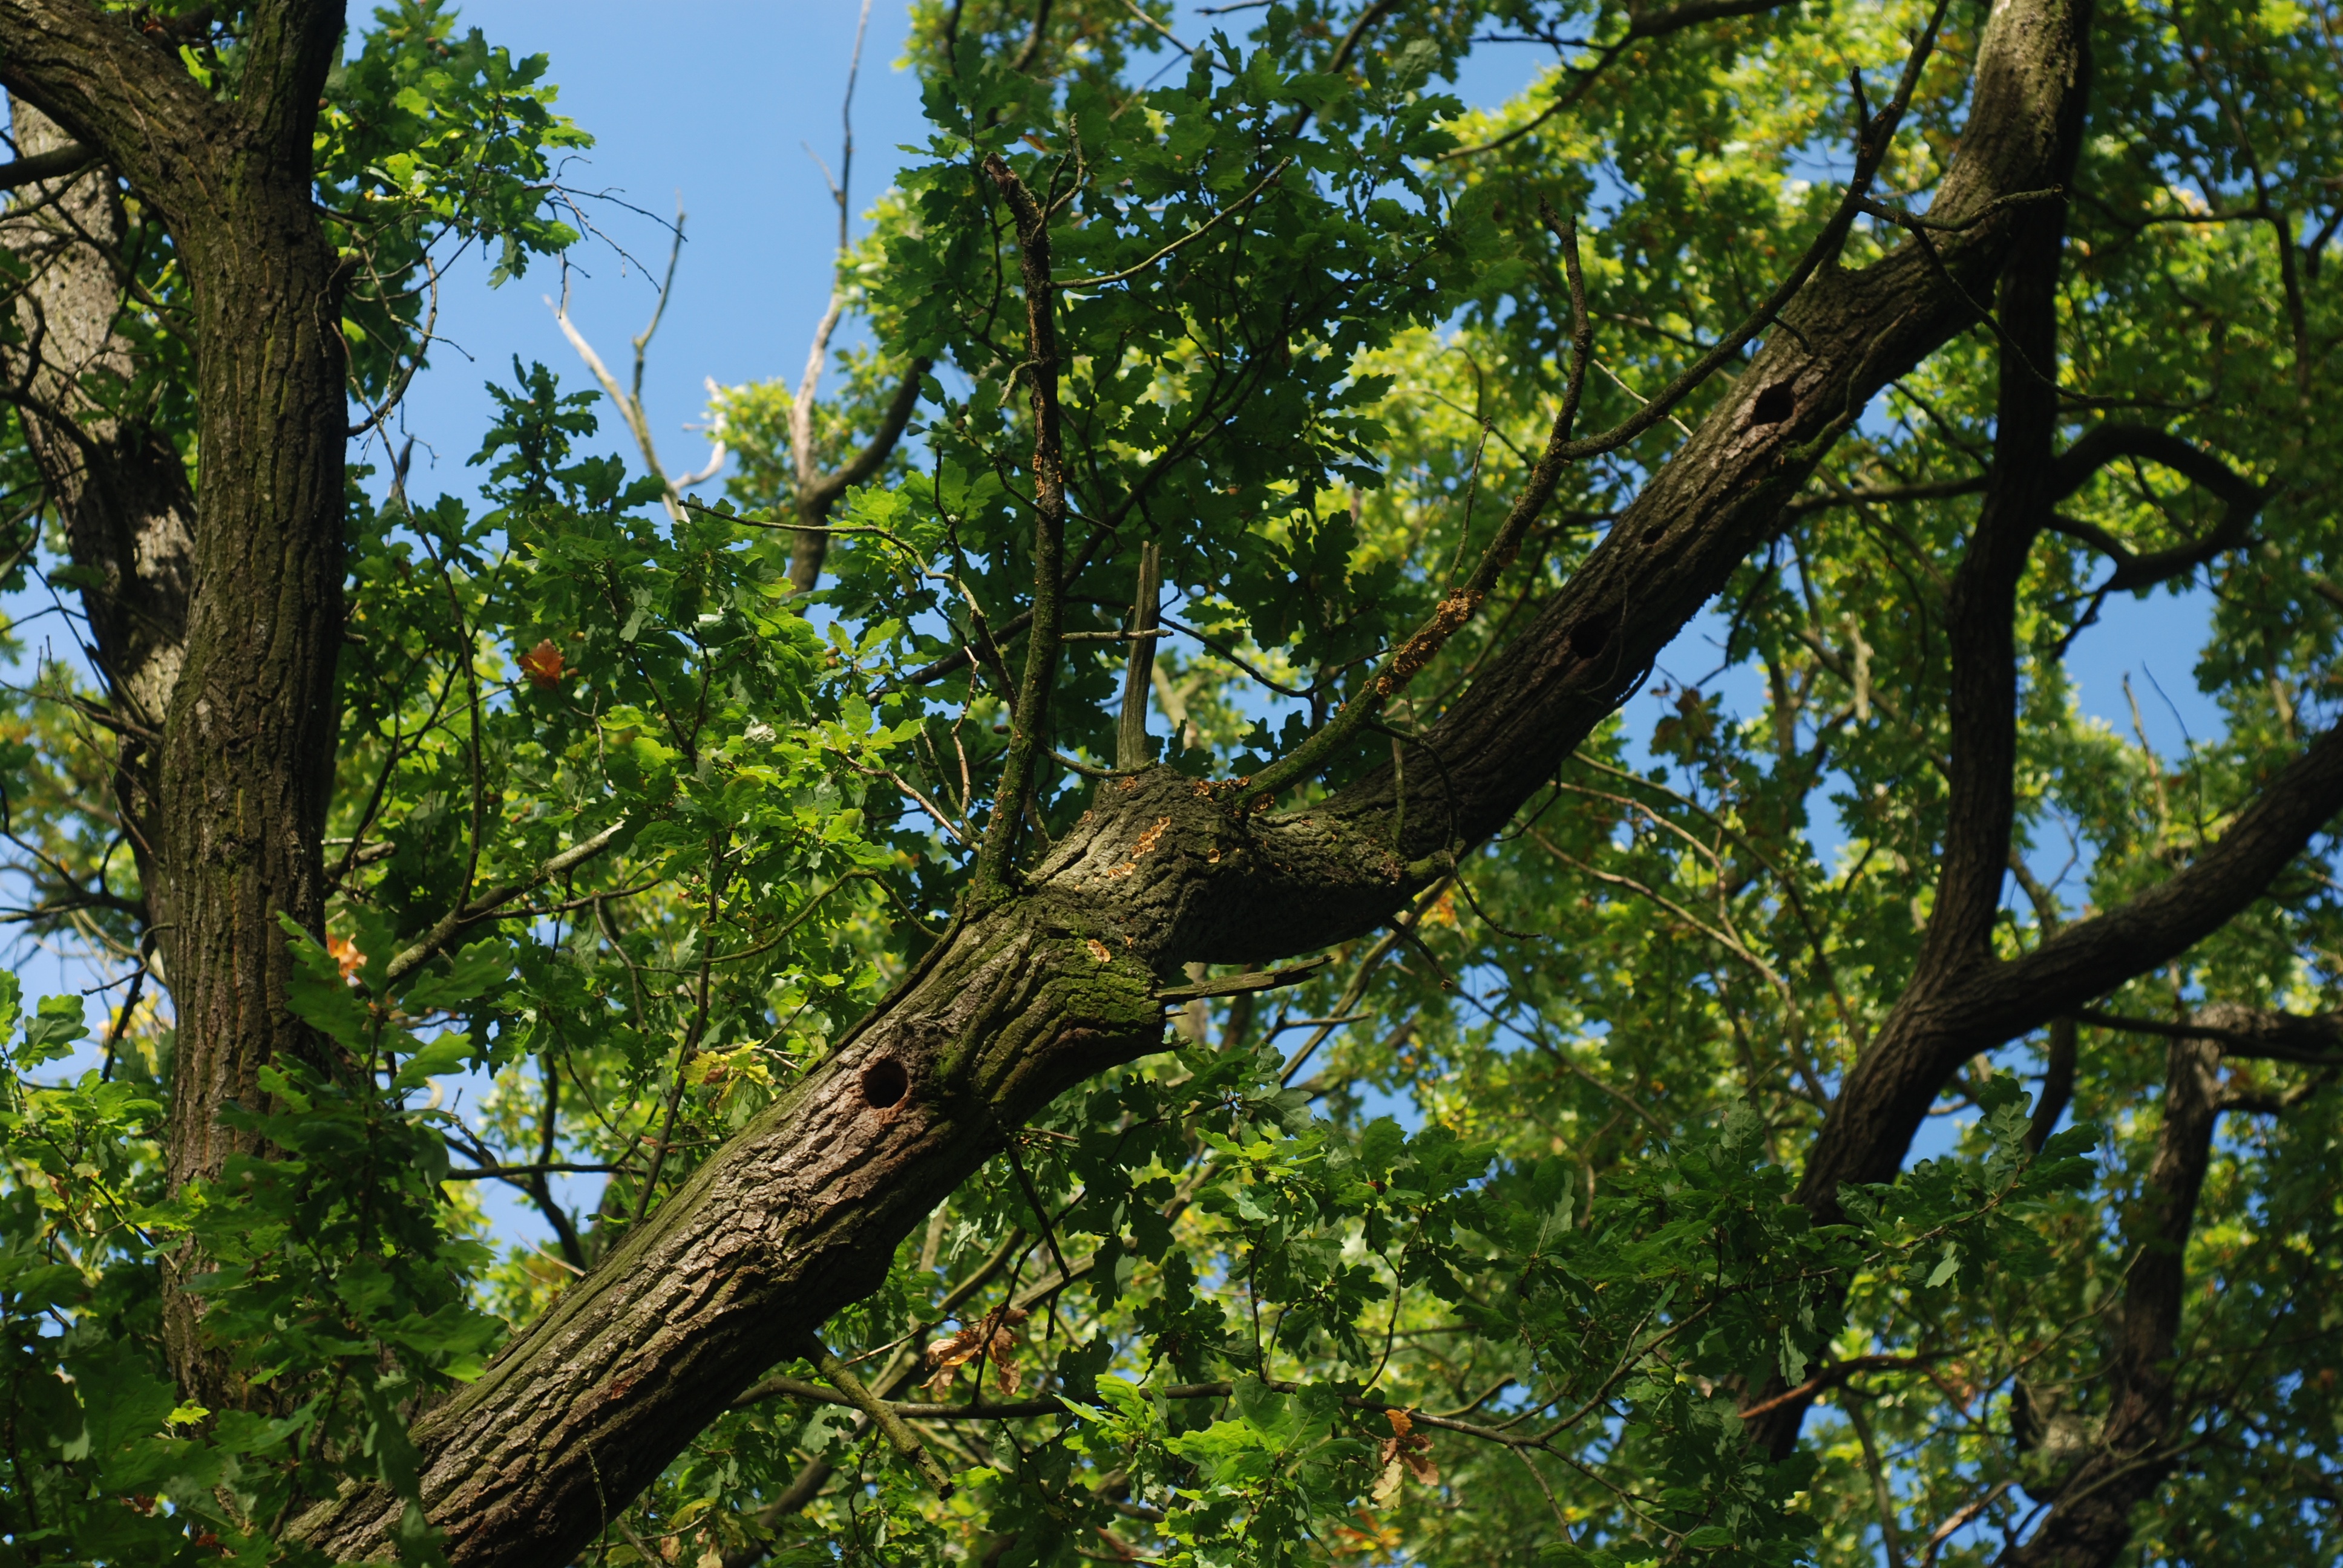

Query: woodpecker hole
[1568,619,1609,659]
[1750,382,1797,425]
[860,1057,909,1109]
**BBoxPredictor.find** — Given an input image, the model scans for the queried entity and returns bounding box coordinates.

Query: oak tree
[1,2,2338,1567]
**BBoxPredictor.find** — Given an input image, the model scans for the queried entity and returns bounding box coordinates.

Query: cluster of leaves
[333,357,931,1312]
[0,949,498,1566]
[319,0,594,400]
[0,0,592,977]
[623,1021,2091,1567]
[623,1,2343,1563]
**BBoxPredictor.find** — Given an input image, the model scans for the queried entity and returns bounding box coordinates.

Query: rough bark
[1742,15,2343,1458]
[287,0,2117,1557]
[0,100,197,893]
[1997,1035,2221,1567]
[0,0,349,1403]
[1742,118,2080,1455]
[1327,0,2096,863]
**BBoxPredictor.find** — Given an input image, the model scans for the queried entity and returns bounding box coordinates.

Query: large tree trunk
[289,0,2125,1558]
[1,2,2315,1561]
[0,99,197,901]
[0,0,349,1405]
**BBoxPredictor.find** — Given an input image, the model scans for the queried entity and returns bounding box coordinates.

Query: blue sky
[375,0,1556,509]
[372,0,934,509]
[379,0,2220,783]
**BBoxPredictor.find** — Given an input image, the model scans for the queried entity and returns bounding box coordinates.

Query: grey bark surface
[0,100,197,892]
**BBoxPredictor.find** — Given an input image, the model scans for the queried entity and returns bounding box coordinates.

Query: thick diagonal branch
[287,0,2104,1555]
[1728,711,2343,1457]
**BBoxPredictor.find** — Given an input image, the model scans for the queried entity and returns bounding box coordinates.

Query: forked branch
[779,0,931,592]
[2001,1036,2222,1566]
[549,221,725,524]
[2043,422,2268,593]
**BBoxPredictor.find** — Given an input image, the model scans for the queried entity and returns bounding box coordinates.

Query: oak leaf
[923,1305,1031,1396]
[1370,1408,1437,1503]
[519,639,568,690]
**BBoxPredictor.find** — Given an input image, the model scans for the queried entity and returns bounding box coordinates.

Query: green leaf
[1927,1242,1961,1289]
[392,1034,473,1094]
[20,995,90,1063]
[401,940,514,1014]
[279,913,376,1051]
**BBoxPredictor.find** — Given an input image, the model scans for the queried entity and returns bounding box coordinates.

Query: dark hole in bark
[1640,523,1666,546]
[1750,381,1796,425]
[1568,619,1608,659]
[860,1057,909,1109]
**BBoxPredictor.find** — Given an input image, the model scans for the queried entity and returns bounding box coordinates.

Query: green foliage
[0,943,500,1567]
[319,0,594,402]
[6,0,2343,1564]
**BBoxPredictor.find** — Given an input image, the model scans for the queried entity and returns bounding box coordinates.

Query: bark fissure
[0,100,197,890]
[11,0,2319,1560]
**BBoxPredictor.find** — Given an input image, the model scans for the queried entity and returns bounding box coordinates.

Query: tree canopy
[0,1,2338,1566]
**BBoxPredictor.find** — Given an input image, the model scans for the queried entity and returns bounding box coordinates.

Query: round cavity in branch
[1568,619,1609,659]
[1749,382,1797,425]
[860,1057,909,1109]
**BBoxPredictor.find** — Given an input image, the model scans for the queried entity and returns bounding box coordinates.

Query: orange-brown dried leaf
[1375,1410,1437,1491]
[922,1305,1032,1396]
[519,639,567,690]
